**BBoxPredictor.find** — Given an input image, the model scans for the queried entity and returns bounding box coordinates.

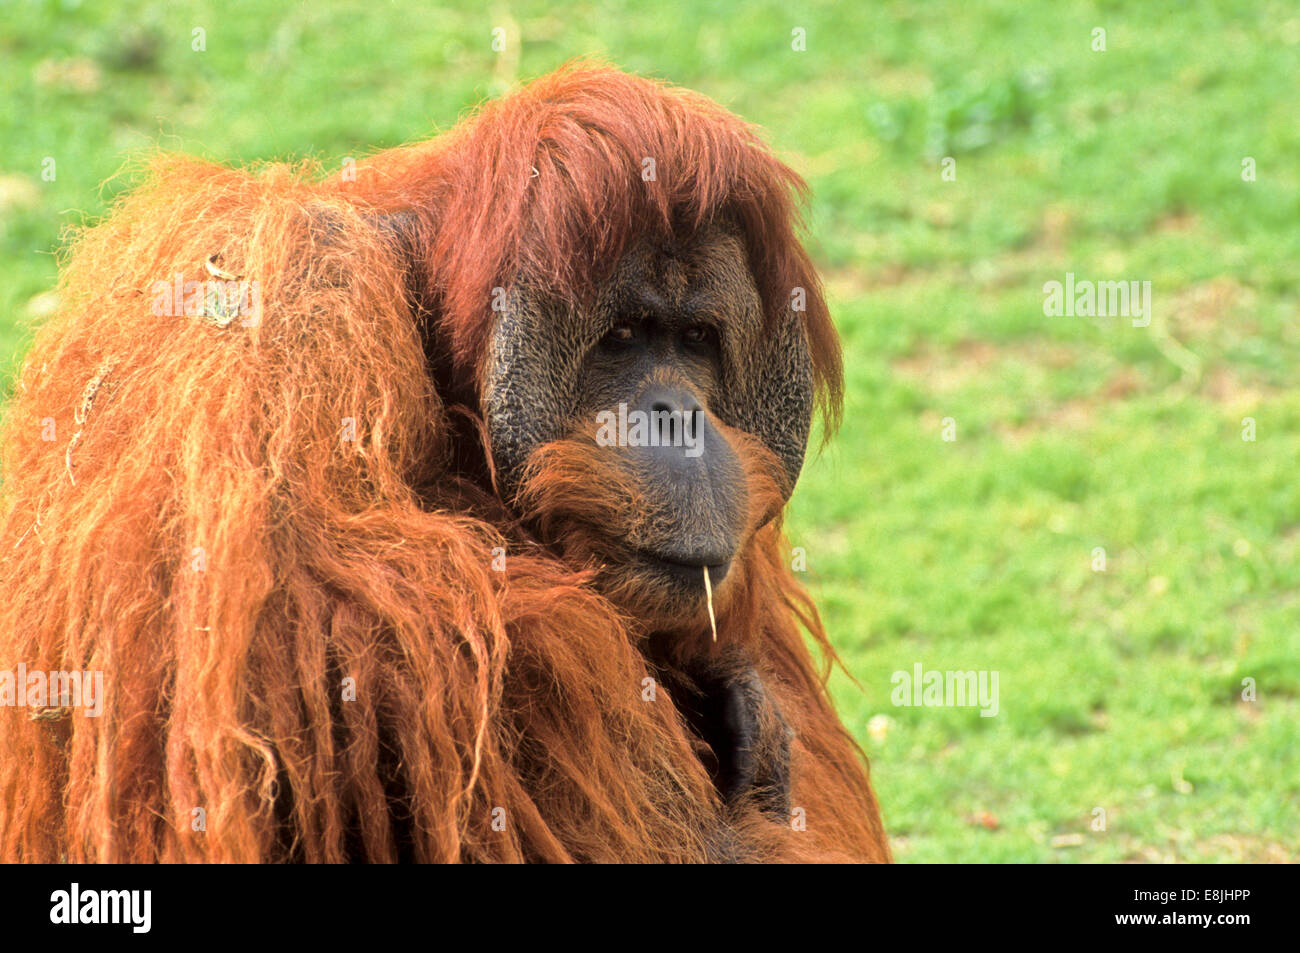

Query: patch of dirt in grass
[892,339,1134,441]
[1167,277,1258,339]
[1008,399,1096,441]
[1035,203,1073,255]
[823,262,928,297]
[1151,210,1200,234]
[892,338,1001,391]
[1203,366,1270,411]
[893,325,1277,443]
[1119,833,1294,863]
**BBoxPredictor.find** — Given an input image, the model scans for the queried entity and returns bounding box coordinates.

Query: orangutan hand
[670,652,793,819]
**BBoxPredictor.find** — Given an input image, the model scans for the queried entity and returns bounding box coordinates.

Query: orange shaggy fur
[0,63,888,862]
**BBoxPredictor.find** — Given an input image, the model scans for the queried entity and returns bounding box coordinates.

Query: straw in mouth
[703,565,718,642]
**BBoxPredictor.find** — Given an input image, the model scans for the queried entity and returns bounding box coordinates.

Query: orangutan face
[485,225,814,623]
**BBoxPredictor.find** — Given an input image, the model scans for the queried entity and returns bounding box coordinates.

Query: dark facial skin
[573,242,749,592]
[486,225,813,624]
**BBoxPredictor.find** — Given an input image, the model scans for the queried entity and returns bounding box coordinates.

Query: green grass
[3,0,1297,862]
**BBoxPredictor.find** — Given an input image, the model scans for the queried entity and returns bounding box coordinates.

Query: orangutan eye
[602,323,636,346]
[682,324,712,347]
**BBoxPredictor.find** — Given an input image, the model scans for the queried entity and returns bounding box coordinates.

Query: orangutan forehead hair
[610,223,761,328]
[351,61,842,434]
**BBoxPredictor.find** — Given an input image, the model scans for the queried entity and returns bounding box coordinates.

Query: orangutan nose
[632,384,706,462]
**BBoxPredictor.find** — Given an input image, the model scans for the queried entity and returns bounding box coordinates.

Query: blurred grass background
[2,0,1297,861]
